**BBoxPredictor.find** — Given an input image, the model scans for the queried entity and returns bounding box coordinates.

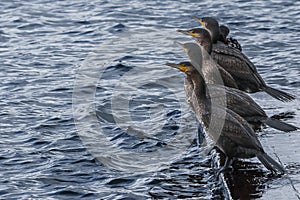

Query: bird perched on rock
[167,42,285,175]
[165,61,298,132]
[181,18,296,102]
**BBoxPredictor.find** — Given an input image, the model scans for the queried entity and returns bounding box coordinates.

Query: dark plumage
[166,62,196,112]
[179,26,295,102]
[219,25,230,43]
[165,43,285,174]
[166,62,298,132]
[219,25,242,51]
[209,85,298,132]
[192,16,242,51]
[177,29,238,89]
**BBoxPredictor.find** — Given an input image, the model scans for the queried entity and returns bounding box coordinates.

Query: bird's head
[177,28,212,46]
[192,16,219,30]
[192,16,220,43]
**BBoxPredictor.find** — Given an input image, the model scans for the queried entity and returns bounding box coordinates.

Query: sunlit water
[0,0,299,199]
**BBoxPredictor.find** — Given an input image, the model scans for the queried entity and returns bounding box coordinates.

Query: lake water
[0,0,299,199]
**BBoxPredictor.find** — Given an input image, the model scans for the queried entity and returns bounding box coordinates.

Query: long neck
[196,38,212,54]
[208,27,220,44]
[189,70,211,119]
[198,44,211,62]
[189,70,206,99]
[185,75,194,89]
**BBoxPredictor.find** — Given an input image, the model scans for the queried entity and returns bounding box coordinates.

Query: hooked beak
[191,16,200,21]
[192,16,205,27]
[165,62,187,72]
[177,29,190,35]
[165,62,179,69]
[175,41,189,53]
[177,29,197,37]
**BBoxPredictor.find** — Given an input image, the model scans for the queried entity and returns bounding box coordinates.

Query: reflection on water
[224,161,267,199]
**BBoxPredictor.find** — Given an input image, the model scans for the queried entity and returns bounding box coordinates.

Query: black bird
[218,25,230,43]
[179,25,295,102]
[177,30,238,89]
[192,16,242,51]
[166,61,298,132]
[219,24,242,51]
[167,42,285,174]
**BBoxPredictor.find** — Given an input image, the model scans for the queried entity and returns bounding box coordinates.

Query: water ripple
[0,0,299,199]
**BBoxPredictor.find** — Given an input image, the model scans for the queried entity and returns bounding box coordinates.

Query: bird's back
[197,103,264,158]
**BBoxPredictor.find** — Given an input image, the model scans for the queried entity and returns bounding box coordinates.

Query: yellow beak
[177,29,196,37]
[192,16,205,27]
[165,63,187,72]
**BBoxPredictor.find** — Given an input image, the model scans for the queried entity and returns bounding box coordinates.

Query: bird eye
[200,19,206,27]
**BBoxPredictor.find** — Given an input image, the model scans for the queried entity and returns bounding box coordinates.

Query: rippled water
[0,0,299,199]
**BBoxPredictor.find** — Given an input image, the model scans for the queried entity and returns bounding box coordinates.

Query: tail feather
[265,117,299,132]
[263,86,296,102]
[257,152,285,174]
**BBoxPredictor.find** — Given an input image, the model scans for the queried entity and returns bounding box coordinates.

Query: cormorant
[166,61,298,132]
[166,42,285,174]
[178,26,295,102]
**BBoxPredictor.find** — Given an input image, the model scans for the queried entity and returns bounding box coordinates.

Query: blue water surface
[0,0,299,199]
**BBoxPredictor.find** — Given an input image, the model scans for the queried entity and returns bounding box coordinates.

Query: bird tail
[257,152,285,174]
[265,117,299,132]
[263,86,295,102]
